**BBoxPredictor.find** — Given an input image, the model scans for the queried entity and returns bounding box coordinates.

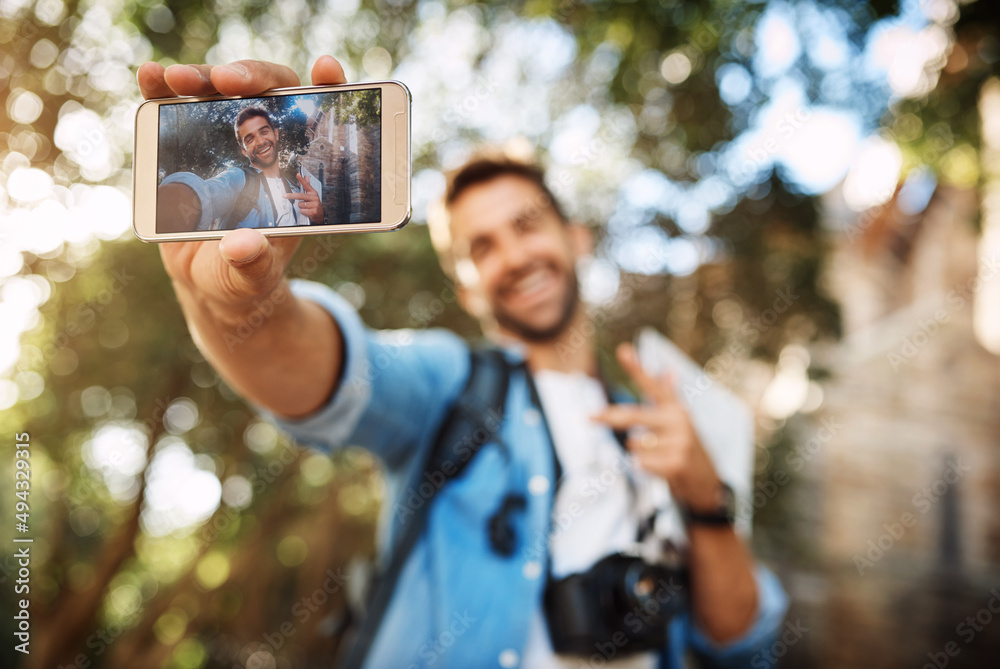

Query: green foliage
[331,88,381,128]
[2,0,997,667]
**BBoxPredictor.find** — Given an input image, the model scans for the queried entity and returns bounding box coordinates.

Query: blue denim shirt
[161,166,321,230]
[269,280,789,669]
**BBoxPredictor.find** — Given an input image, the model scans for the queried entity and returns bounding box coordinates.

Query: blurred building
[793,183,1000,668]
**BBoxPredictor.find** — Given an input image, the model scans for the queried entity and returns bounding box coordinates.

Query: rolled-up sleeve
[262,280,471,472]
[264,279,373,449]
[685,565,789,668]
[161,167,245,231]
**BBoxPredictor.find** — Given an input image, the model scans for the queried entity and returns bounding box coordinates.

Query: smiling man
[157,105,324,232]
[139,55,788,668]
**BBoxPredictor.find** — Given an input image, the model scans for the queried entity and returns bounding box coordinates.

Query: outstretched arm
[138,57,350,418]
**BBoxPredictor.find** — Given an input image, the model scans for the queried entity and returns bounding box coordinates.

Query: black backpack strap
[340,345,510,669]
[222,166,261,229]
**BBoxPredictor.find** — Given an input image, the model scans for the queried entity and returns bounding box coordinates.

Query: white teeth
[510,269,550,295]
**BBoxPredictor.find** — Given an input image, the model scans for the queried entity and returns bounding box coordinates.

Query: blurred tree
[2,1,996,668]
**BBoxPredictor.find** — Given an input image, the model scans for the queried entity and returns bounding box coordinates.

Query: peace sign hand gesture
[286,174,323,224]
[590,343,723,513]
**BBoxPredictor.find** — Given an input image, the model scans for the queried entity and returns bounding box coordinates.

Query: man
[137,56,788,668]
[158,105,324,232]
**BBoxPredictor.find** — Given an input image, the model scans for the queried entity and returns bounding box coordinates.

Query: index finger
[617,342,677,406]
[210,60,301,96]
[295,173,318,193]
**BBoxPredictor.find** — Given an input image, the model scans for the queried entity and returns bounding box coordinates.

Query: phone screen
[156,89,382,233]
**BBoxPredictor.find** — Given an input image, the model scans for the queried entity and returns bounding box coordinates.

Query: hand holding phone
[135,58,354,319]
[134,57,410,243]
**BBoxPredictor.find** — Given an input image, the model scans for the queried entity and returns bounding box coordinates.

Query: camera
[543,553,689,656]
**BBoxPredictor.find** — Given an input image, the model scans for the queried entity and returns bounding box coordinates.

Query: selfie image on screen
[155,90,382,233]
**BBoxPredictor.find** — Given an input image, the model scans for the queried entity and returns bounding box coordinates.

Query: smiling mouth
[501,265,557,304]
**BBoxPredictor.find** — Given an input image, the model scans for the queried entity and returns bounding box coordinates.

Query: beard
[250,139,278,169]
[491,262,581,343]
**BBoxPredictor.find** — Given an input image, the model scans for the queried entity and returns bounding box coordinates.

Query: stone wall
[300,111,381,225]
[782,185,1000,668]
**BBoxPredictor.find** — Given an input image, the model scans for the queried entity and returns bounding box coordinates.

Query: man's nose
[496,236,531,272]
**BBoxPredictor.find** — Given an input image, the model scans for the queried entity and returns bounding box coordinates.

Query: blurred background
[1,0,999,667]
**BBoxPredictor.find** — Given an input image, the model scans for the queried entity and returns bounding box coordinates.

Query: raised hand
[286,174,324,224]
[137,56,346,319]
[590,342,723,512]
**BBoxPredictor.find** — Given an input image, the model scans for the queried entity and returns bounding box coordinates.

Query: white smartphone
[132,81,411,242]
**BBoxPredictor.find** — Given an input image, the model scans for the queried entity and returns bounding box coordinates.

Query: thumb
[218,228,296,297]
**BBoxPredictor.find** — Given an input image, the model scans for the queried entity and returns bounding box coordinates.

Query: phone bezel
[132,80,411,242]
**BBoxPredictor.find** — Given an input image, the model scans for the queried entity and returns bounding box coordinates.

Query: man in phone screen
[157,106,324,232]
[139,56,788,669]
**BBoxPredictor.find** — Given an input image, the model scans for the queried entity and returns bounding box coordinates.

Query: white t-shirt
[265,176,297,227]
[520,370,662,669]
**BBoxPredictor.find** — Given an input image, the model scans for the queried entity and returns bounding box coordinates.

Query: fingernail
[172,64,208,83]
[220,240,263,265]
[226,63,248,78]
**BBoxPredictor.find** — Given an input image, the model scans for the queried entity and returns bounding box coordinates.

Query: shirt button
[528,475,550,496]
[498,649,520,668]
[522,560,543,580]
[522,408,541,426]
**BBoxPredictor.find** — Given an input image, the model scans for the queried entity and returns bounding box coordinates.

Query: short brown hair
[444,157,567,222]
[429,155,567,282]
[233,107,273,143]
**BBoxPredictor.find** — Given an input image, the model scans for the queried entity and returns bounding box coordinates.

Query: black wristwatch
[680,482,736,527]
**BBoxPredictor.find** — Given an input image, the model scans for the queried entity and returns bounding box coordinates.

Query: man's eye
[470,241,490,260]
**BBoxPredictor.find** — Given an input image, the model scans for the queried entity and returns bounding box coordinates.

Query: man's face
[237,116,279,169]
[448,175,586,342]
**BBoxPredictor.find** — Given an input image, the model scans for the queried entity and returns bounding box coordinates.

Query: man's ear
[569,222,594,258]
